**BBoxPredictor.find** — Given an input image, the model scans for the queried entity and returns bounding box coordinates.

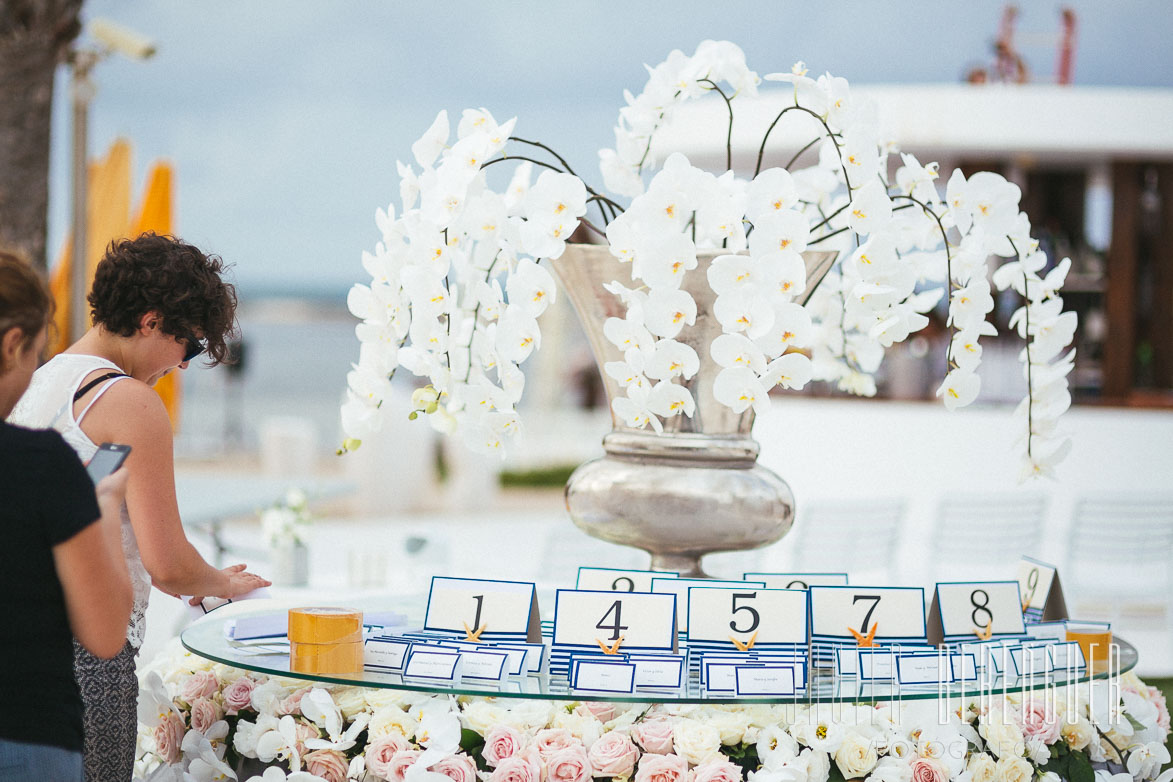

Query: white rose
[505,701,559,733]
[835,731,879,779]
[672,718,722,765]
[866,756,912,782]
[802,749,832,782]
[369,706,419,739]
[704,708,752,745]
[332,686,369,720]
[966,752,997,782]
[980,715,1024,759]
[552,711,604,748]
[463,701,510,735]
[605,705,646,733]
[1060,718,1094,751]
[365,689,407,711]
[233,715,277,757]
[994,756,1032,782]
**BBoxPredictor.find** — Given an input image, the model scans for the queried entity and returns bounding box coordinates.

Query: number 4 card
[424,577,541,643]
[552,589,678,653]
[927,581,1027,645]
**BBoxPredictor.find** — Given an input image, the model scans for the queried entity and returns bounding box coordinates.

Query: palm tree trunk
[0,1,83,272]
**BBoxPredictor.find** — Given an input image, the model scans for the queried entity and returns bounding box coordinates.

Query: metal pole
[70,54,96,344]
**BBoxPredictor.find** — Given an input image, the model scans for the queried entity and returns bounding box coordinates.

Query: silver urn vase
[551,243,838,577]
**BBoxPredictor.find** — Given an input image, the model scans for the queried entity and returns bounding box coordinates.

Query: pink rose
[382,749,422,782]
[632,719,676,755]
[294,719,321,757]
[576,702,618,723]
[690,758,742,782]
[489,749,542,782]
[910,758,948,782]
[153,712,186,765]
[277,685,311,716]
[179,670,219,701]
[547,746,593,782]
[304,748,349,782]
[189,698,223,734]
[367,733,414,778]
[1018,699,1061,744]
[1149,687,1171,732]
[535,728,582,761]
[434,754,479,782]
[484,724,526,768]
[635,753,689,782]
[588,731,639,778]
[221,676,256,714]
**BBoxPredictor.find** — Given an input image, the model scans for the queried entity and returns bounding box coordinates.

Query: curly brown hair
[0,250,53,370]
[88,233,238,365]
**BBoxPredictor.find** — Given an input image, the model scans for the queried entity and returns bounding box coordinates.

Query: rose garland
[135,642,1170,782]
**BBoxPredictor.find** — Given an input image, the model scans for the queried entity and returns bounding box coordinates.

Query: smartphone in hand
[86,442,131,484]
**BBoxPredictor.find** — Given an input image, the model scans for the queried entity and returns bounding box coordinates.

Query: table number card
[651,578,765,632]
[809,586,927,664]
[745,572,849,589]
[1018,557,1069,623]
[577,567,679,592]
[551,589,677,676]
[424,577,541,643]
[687,587,808,647]
[928,581,1027,645]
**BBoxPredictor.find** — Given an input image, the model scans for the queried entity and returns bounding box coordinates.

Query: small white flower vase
[270,541,309,587]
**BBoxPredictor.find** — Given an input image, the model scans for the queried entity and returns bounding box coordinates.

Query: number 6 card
[552,589,678,653]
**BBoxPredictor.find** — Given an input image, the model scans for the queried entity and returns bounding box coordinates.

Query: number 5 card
[553,589,678,653]
[687,587,808,646]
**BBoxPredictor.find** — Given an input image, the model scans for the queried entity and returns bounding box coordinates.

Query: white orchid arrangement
[260,489,313,549]
[136,641,1170,782]
[341,41,1076,479]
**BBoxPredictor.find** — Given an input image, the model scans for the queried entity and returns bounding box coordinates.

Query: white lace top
[9,354,151,648]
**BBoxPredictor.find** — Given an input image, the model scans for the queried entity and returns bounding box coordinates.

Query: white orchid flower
[950,328,988,372]
[645,339,699,381]
[713,366,770,414]
[846,234,898,281]
[599,147,645,198]
[707,253,758,296]
[137,671,180,728]
[895,152,940,205]
[495,307,541,364]
[644,288,697,339]
[948,278,995,330]
[502,161,533,214]
[242,769,326,782]
[648,381,695,418]
[637,233,697,290]
[936,368,981,411]
[182,730,237,781]
[868,303,929,347]
[506,258,557,318]
[232,714,278,757]
[711,333,767,373]
[760,249,807,299]
[305,712,369,753]
[846,180,893,236]
[522,170,587,224]
[612,384,660,432]
[745,167,798,224]
[762,353,813,390]
[517,214,577,259]
[749,209,810,255]
[254,715,302,771]
[965,171,1022,240]
[604,360,648,390]
[714,291,775,338]
[603,316,654,355]
[411,110,449,168]
[756,302,812,358]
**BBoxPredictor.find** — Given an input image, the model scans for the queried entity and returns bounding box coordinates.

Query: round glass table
[181,607,1136,706]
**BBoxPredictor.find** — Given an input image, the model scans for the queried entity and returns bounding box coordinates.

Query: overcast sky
[47,0,1173,297]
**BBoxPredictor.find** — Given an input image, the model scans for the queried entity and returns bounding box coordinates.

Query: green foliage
[499,464,578,487]
[460,728,489,771]
[722,742,763,778]
[1041,742,1094,782]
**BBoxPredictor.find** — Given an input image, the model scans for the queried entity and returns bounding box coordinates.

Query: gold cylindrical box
[288,607,364,674]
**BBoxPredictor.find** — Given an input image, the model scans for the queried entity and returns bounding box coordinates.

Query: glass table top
[181,605,1137,706]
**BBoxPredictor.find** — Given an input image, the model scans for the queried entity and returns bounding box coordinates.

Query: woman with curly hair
[9,233,269,781]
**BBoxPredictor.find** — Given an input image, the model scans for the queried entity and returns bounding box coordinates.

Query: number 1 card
[424,577,541,643]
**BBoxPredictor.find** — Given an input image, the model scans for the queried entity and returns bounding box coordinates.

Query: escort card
[424,577,541,642]
[1018,557,1069,623]
[1025,620,1069,642]
[652,578,764,632]
[552,589,677,652]
[896,652,952,685]
[572,660,636,693]
[928,581,1028,644]
[403,649,462,681]
[745,572,849,589]
[1008,643,1055,676]
[628,654,685,689]
[687,587,808,646]
[364,637,412,671]
[433,641,527,677]
[496,643,545,674]
[1048,641,1086,670]
[735,664,797,696]
[459,650,510,682]
[809,586,928,643]
[858,648,899,681]
[577,567,679,592]
[951,652,979,681]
